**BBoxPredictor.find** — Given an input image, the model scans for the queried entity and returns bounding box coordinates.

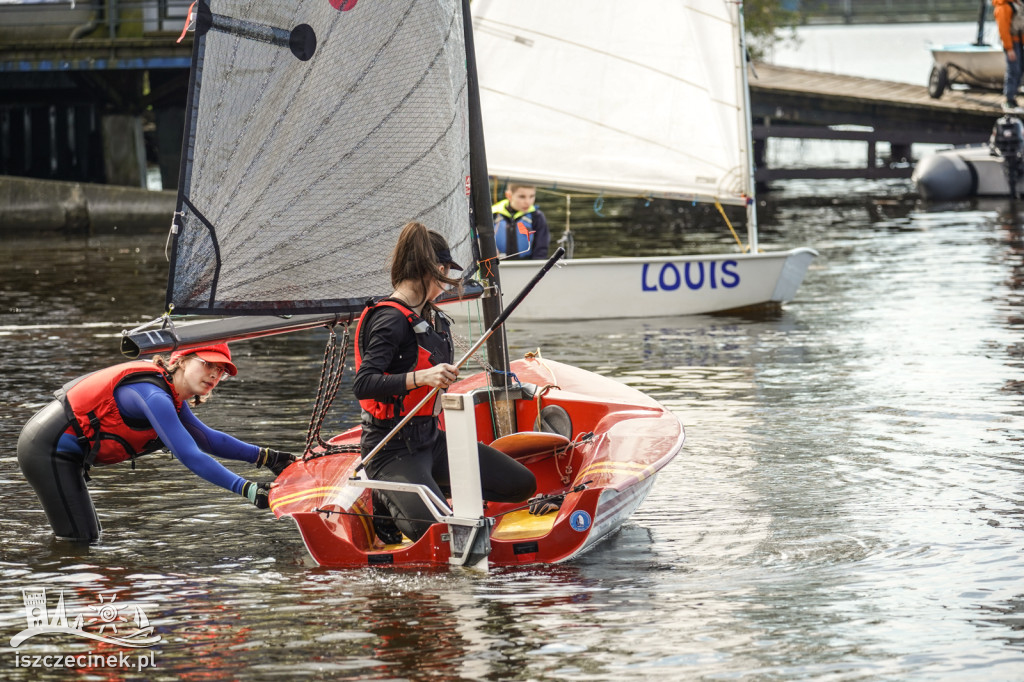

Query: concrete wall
[0,174,176,233]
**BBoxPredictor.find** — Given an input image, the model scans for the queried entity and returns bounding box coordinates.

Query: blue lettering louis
[641,261,740,291]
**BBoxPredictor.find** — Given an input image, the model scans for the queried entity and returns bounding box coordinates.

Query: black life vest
[56,361,183,467]
[354,299,453,423]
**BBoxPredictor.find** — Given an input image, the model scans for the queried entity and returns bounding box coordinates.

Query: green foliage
[743,0,802,60]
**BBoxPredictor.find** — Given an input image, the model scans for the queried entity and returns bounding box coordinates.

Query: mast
[975,0,986,46]
[462,0,515,435]
[736,1,759,254]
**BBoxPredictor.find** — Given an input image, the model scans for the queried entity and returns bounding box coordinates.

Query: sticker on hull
[569,510,592,532]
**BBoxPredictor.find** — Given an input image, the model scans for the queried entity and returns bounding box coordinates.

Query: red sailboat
[131,0,684,569]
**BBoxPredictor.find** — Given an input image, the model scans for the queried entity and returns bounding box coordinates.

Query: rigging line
[452,324,509,433]
[491,482,592,518]
[533,186,650,202]
[176,1,197,43]
[313,325,350,449]
[452,333,491,373]
[558,433,595,486]
[313,507,438,526]
[304,329,338,454]
[498,179,742,207]
[523,348,558,388]
[532,383,560,429]
[304,323,351,455]
[714,198,749,253]
[303,443,360,460]
[164,210,183,261]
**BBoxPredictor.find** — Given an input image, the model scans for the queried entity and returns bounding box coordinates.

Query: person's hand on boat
[256,447,297,476]
[242,480,272,509]
[416,363,459,390]
[528,492,564,516]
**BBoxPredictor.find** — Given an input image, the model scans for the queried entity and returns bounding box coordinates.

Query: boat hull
[269,357,685,568]
[913,145,1023,200]
[449,249,816,321]
[930,45,1004,88]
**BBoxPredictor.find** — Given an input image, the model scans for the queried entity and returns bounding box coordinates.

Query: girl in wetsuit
[353,221,536,543]
[17,343,296,542]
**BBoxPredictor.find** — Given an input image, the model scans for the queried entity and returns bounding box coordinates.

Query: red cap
[170,343,238,376]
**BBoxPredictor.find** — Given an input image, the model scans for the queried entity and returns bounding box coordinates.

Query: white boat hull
[913,145,1024,200]
[930,45,1004,86]
[452,249,817,321]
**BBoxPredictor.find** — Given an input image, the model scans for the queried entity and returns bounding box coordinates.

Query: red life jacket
[57,361,184,467]
[354,299,452,423]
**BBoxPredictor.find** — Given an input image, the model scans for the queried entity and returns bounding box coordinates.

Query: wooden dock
[0,29,1012,187]
[750,62,1005,182]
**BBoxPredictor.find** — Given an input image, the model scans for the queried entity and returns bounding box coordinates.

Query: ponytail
[390,222,462,313]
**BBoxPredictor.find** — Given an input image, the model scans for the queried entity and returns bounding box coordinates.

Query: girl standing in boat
[353,221,536,543]
[17,343,296,542]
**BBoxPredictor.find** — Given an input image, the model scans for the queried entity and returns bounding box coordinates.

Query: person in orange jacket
[995,0,1024,111]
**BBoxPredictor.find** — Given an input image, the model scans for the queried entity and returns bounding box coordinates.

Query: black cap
[435,247,463,271]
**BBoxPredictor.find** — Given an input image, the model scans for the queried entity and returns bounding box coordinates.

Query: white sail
[473,0,750,205]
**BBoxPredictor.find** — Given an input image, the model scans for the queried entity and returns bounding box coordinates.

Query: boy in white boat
[491,182,551,260]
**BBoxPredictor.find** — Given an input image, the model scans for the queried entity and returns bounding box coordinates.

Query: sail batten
[168,0,474,315]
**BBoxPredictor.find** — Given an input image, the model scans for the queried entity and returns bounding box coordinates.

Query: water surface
[2,183,1023,679]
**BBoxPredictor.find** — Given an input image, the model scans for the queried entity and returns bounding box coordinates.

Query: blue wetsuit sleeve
[177,405,260,463]
[114,383,251,494]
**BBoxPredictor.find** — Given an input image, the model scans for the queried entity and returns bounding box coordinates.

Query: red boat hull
[270,357,684,568]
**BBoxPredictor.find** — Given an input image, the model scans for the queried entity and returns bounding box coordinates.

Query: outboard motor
[990,116,1024,199]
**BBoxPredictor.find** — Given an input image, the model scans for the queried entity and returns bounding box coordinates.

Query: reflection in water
[3,193,1024,678]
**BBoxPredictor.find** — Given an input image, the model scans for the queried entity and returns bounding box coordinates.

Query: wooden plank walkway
[748,62,1007,182]
[750,62,1004,132]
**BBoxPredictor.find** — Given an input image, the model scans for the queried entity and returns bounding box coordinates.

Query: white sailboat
[468,0,816,320]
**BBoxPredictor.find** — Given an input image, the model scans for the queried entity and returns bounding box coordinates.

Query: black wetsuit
[18,379,259,542]
[353,301,535,541]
